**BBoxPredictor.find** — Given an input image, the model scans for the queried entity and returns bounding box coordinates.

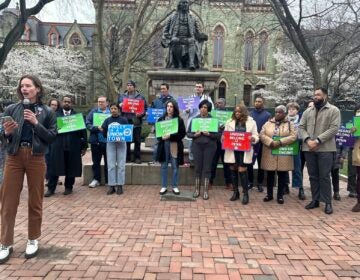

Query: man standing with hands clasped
[300,87,340,214]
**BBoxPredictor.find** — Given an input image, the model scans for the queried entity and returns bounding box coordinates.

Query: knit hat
[127,80,136,87]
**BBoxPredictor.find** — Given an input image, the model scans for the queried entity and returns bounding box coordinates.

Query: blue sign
[147,108,165,124]
[107,124,133,142]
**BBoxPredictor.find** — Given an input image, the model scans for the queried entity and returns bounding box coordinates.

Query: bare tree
[0,0,55,69]
[268,0,360,89]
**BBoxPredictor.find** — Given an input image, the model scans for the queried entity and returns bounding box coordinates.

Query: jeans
[126,126,141,161]
[304,152,334,204]
[91,142,107,183]
[292,151,303,188]
[1,147,46,245]
[160,141,178,188]
[107,141,127,186]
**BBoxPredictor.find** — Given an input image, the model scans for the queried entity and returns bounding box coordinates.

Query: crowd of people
[0,76,359,264]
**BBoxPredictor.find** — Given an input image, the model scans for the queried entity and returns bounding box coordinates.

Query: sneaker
[63,189,73,195]
[25,240,38,259]
[89,179,100,188]
[0,244,13,264]
[44,190,54,197]
[172,187,180,195]
[159,187,167,195]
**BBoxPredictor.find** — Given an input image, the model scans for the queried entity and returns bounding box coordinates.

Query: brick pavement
[0,174,360,279]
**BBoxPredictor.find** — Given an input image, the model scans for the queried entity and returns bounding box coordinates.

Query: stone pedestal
[147,69,221,100]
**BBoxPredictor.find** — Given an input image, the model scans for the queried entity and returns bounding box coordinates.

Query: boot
[107,186,115,195]
[203,178,209,200]
[298,187,305,200]
[239,172,249,205]
[351,202,360,212]
[230,170,240,201]
[193,177,200,198]
[116,185,123,195]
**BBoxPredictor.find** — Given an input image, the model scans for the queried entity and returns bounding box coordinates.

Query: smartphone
[0,116,14,124]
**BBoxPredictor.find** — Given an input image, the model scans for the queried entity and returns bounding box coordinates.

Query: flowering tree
[0,46,90,103]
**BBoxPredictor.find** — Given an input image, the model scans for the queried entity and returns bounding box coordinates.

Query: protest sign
[107,124,133,142]
[222,131,252,151]
[177,96,200,111]
[122,98,145,114]
[212,110,232,125]
[155,118,178,138]
[191,118,218,132]
[93,113,111,126]
[147,108,165,123]
[271,136,299,155]
[57,113,86,134]
[336,126,355,147]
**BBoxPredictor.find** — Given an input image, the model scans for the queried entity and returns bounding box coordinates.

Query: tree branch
[0,0,11,11]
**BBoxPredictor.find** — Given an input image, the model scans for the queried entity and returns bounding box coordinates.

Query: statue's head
[177,0,189,13]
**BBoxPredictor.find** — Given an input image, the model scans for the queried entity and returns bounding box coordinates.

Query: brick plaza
[0,171,359,280]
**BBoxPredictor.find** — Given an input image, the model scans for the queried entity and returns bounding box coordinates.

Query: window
[50,33,57,46]
[70,33,82,46]
[218,81,226,99]
[122,27,132,54]
[243,85,252,106]
[213,25,225,68]
[244,31,254,71]
[21,25,30,41]
[258,31,268,71]
[109,26,119,65]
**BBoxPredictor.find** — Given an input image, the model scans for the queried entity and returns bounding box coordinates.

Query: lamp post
[234,93,238,106]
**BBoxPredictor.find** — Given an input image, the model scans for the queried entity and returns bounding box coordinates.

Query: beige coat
[223,117,259,164]
[353,139,360,166]
[260,118,297,171]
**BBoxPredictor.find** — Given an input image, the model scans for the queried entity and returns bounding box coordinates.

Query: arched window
[243,84,252,106]
[244,31,254,71]
[109,26,119,64]
[50,33,57,46]
[218,81,226,99]
[258,31,268,71]
[213,25,225,68]
[21,25,30,41]
[122,27,132,54]
[70,33,82,46]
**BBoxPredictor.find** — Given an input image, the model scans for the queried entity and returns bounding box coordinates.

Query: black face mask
[314,98,325,109]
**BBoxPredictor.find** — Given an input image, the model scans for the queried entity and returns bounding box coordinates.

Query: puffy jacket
[3,102,57,155]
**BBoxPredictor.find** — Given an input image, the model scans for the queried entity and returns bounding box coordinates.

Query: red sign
[222,131,252,152]
[122,98,145,114]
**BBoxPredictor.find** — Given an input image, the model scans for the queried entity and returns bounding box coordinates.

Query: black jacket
[156,116,186,165]
[3,102,57,155]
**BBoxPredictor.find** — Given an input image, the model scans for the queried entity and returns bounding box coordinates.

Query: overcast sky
[8,0,95,24]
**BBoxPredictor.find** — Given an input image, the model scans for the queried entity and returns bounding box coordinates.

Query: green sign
[57,113,86,134]
[271,136,299,155]
[155,118,178,138]
[354,116,360,137]
[93,113,111,126]
[211,110,232,125]
[191,118,219,132]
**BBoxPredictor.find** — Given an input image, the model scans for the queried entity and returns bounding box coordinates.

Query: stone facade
[92,0,282,106]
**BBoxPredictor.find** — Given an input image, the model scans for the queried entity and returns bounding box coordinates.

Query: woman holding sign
[156,100,186,195]
[0,75,57,263]
[260,105,297,204]
[223,105,259,205]
[101,103,129,195]
[187,100,219,200]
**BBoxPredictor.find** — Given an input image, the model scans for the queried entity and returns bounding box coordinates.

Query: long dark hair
[232,104,248,123]
[164,99,180,118]
[16,75,45,104]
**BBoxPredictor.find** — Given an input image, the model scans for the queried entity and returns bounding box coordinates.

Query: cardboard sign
[107,123,133,142]
[212,110,232,125]
[155,118,178,138]
[122,98,145,114]
[354,116,360,137]
[93,113,111,126]
[177,96,200,111]
[336,126,355,147]
[222,131,252,152]
[191,118,218,132]
[271,136,299,155]
[147,108,165,124]
[57,113,86,134]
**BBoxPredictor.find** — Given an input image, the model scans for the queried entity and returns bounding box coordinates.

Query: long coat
[353,139,360,167]
[156,116,186,166]
[48,110,88,177]
[223,117,259,164]
[260,117,297,171]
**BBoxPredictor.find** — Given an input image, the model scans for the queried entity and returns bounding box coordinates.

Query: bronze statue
[161,0,208,70]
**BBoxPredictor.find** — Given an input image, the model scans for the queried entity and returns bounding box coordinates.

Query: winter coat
[260,117,297,171]
[156,116,186,165]
[86,107,110,144]
[223,117,259,164]
[48,110,88,177]
[118,91,148,127]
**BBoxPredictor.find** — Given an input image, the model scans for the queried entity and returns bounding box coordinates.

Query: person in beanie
[118,80,148,164]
